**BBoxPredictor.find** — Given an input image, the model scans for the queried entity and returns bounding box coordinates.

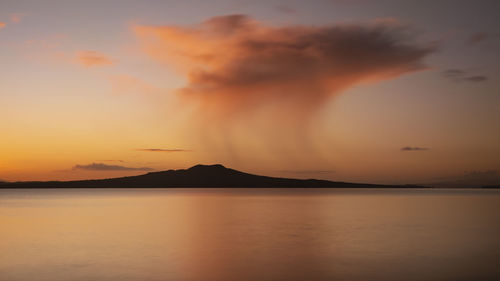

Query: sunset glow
[1,0,499,185]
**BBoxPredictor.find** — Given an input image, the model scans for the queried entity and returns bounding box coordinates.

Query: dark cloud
[135,15,434,153]
[136,15,433,116]
[466,32,489,45]
[463,75,488,82]
[465,32,500,46]
[73,163,153,171]
[136,148,191,152]
[275,5,297,14]
[401,146,429,151]
[442,69,488,83]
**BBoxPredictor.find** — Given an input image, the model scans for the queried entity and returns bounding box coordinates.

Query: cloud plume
[134,15,434,154]
[73,163,153,171]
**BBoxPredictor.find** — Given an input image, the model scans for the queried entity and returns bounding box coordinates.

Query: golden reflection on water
[1,188,500,281]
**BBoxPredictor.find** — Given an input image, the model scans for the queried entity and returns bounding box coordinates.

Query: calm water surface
[1,188,500,281]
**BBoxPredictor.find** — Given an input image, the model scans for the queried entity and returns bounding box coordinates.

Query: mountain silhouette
[0,164,427,188]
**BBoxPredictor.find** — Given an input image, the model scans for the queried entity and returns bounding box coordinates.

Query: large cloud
[134,15,434,153]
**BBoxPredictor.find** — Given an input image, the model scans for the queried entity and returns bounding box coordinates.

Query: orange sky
[1,1,499,184]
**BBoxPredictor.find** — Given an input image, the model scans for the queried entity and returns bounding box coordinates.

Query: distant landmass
[0,164,429,188]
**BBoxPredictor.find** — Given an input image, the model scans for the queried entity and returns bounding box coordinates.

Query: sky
[0,0,499,184]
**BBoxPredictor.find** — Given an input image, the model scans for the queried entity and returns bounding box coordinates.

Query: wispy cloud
[24,34,67,49]
[0,22,6,29]
[107,74,162,95]
[275,5,297,14]
[466,32,488,45]
[401,146,429,151]
[442,69,465,77]
[73,163,153,171]
[442,69,488,83]
[76,50,115,67]
[10,13,24,23]
[463,75,488,82]
[464,170,498,178]
[136,148,192,152]
[458,170,500,187]
[430,170,500,188]
[465,32,500,45]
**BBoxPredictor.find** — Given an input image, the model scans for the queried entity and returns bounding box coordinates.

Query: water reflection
[1,188,500,281]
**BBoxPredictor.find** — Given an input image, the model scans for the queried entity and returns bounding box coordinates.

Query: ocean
[1,188,499,281]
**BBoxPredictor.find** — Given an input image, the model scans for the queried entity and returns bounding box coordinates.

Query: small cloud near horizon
[137,148,192,152]
[73,163,153,171]
[463,75,488,82]
[442,69,488,83]
[401,146,429,151]
[76,50,115,67]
